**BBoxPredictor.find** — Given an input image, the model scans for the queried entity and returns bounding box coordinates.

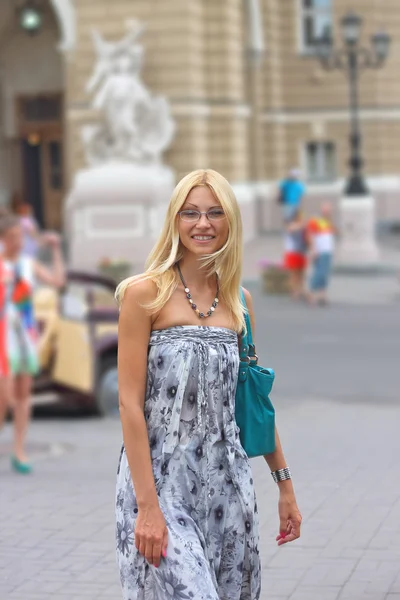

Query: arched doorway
[0,0,74,229]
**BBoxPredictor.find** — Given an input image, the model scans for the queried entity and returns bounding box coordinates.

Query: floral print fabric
[116,326,261,600]
[0,258,39,376]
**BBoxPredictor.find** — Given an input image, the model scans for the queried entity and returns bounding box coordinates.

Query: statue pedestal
[65,163,175,273]
[335,195,380,269]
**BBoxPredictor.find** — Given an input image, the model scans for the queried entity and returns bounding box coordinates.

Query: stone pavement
[2,396,400,600]
[1,265,400,600]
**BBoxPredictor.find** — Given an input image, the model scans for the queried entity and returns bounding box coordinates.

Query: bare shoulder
[118,276,159,332]
[242,286,256,330]
[242,286,254,309]
[121,275,158,309]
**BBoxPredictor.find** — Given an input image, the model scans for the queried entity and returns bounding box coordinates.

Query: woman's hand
[135,504,168,568]
[41,232,61,249]
[276,491,302,546]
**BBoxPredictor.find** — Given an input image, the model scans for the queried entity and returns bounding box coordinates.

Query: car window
[89,283,117,310]
[61,284,88,320]
[60,281,117,321]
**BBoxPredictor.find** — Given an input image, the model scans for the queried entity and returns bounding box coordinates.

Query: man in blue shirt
[279,169,306,221]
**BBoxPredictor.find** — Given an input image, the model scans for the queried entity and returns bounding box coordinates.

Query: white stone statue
[82,21,175,165]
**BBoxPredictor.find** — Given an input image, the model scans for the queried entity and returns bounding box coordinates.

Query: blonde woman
[115,170,302,600]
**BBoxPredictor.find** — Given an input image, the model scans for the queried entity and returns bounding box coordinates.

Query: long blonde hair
[115,169,245,332]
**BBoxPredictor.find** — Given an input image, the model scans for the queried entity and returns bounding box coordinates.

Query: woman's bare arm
[243,287,291,476]
[242,287,302,544]
[118,279,159,508]
[118,279,168,566]
[33,234,65,288]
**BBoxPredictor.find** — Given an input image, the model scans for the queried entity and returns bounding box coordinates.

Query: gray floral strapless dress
[116,326,261,600]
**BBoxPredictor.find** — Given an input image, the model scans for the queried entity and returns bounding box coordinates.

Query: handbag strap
[239,288,256,361]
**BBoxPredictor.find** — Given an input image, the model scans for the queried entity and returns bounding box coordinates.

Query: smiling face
[177,186,229,257]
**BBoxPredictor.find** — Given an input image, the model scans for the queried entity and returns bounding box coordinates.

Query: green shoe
[11,456,33,474]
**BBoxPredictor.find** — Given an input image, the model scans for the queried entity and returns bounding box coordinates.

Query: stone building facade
[0,0,399,234]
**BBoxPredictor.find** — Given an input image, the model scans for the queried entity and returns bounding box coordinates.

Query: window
[300,0,333,52]
[305,142,336,182]
[20,95,62,122]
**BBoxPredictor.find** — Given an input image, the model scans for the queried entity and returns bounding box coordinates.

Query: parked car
[33,270,119,415]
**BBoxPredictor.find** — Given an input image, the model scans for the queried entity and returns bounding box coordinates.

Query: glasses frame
[178,209,226,223]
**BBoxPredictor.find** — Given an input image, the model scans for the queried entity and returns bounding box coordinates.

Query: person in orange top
[307,202,336,306]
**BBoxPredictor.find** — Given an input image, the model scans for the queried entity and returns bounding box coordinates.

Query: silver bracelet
[271,467,291,483]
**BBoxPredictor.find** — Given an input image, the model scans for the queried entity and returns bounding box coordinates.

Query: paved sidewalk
[1,394,400,600]
[1,258,400,600]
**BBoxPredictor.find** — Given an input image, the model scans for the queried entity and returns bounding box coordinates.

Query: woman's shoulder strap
[240,287,254,346]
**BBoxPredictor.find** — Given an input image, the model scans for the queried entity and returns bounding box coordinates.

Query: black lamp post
[316,12,390,196]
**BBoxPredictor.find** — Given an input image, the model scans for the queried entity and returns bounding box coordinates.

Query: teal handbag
[235,289,276,458]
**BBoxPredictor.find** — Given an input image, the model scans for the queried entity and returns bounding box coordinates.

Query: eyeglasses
[178,209,226,222]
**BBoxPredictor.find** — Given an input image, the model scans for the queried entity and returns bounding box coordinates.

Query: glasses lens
[207,209,225,220]
[180,210,199,222]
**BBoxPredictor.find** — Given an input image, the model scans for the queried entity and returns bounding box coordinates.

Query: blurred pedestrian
[0,214,65,473]
[283,209,308,300]
[307,202,335,306]
[0,207,9,254]
[115,169,302,599]
[278,168,306,222]
[17,203,40,258]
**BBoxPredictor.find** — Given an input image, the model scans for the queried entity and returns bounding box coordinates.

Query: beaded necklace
[176,263,219,319]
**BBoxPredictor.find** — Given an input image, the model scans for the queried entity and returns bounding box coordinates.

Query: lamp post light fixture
[315,12,390,268]
[317,12,390,197]
[18,0,43,36]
